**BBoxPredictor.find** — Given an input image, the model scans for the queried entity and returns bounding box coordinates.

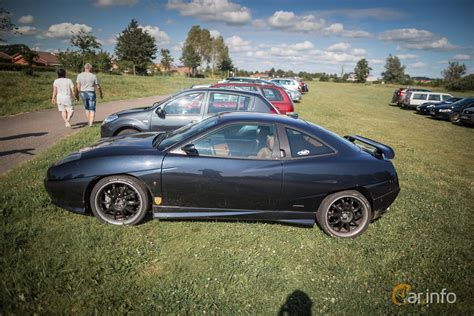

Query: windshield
[453,98,474,106]
[156,116,220,150]
[150,95,174,109]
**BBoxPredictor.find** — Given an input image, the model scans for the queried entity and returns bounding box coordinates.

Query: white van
[403,92,452,109]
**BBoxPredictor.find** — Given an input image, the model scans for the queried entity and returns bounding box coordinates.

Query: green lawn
[0,71,214,116]
[1,81,473,314]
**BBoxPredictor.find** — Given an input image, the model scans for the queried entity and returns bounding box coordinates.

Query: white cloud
[369,59,385,64]
[321,8,406,20]
[209,29,220,38]
[293,40,314,50]
[397,54,417,59]
[171,42,184,51]
[379,28,455,51]
[18,15,34,24]
[409,62,427,68]
[166,0,251,25]
[94,0,138,7]
[104,35,118,45]
[263,11,370,37]
[453,54,471,61]
[43,23,92,38]
[225,35,252,52]
[16,26,40,36]
[351,48,366,56]
[139,25,170,44]
[327,42,350,52]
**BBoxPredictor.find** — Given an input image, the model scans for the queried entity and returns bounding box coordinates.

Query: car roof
[213,82,283,89]
[180,87,263,97]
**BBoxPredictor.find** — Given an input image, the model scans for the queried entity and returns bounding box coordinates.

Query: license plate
[461,115,469,119]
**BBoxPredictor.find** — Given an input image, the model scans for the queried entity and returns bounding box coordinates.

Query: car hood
[79,132,162,158]
[115,106,151,116]
[433,104,453,110]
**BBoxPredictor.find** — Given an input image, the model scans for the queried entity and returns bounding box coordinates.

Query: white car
[403,92,452,109]
[270,78,300,92]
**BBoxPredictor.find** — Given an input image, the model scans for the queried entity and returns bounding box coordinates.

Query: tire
[449,112,460,124]
[90,175,150,225]
[316,190,372,238]
[117,128,139,136]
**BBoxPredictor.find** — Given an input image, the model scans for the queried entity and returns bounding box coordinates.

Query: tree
[160,48,174,71]
[20,46,38,75]
[58,50,83,72]
[115,19,157,75]
[0,8,17,42]
[354,58,372,83]
[381,54,406,83]
[180,43,201,76]
[70,30,101,66]
[442,61,466,83]
[217,45,233,75]
[93,50,112,73]
[0,43,29,56]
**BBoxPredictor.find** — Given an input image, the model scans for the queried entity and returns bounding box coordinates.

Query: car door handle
[280,149,286,158]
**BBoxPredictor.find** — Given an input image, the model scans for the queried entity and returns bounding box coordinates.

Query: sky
[1,0,473,78]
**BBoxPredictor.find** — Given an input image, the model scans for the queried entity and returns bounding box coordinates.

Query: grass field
[1,81,473,314]
[0,71,214,116]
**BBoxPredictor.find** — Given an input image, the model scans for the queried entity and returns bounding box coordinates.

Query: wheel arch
[113,126,142,136]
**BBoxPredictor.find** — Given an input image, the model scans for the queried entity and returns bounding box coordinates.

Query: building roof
[12,51,61,66]
[0,51,12,60]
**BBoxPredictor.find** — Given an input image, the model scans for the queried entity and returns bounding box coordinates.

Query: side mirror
[181,143,198,156]
[156,107,166,118]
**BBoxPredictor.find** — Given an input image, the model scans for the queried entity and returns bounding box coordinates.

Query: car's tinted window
[194,123,278,159]
[413,93,428,100]
[251,97,274,112]
[428,94,441,101]
[261,88,284,101]
[165,92,204,115]
[442,95,452,101]
[236,86,258,92]
[208,93,251,114]
[286,128,334,158]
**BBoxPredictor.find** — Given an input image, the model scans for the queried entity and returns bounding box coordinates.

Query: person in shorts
[51,68,76,128]
[76,63,103,127]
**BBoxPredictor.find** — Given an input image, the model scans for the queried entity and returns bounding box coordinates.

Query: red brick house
[12,51,61,66]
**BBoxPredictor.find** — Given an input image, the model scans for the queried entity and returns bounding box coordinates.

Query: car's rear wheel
[449,112,460,123]
[90,175,150,225]
[316,190,371,238]
[117,128,139,136]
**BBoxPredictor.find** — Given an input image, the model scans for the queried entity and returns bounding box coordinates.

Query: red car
[211,83,295,114]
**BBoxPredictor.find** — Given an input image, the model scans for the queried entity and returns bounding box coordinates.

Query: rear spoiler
[344,135,395,160]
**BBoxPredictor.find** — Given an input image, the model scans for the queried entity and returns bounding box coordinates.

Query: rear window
[286,128,334,158]
[208,93,251,114]
[261,88,284,101]
[413,93,428,100]
[428,94,441,101]
[251,96,275,113]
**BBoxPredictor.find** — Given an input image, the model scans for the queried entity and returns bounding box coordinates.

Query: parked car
[392,88,431,106]
[416,97,463,115]
[270,78,301,92]
[219,77,275,85]
[294,77,309,93]
[285,88,302,102]
[45,112,400,238]
[100,88,280,137]
[402,91,452,109]
[460,106,474,125]
[430,97,474,122]
[211,82,295,114]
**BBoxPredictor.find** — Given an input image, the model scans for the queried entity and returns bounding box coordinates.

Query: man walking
[76,63,103,127]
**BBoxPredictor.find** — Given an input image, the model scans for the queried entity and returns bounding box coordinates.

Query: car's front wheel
[449,112,460,123]
[316,190,372,238]
[90,175,150,225]
[117,128,140,136]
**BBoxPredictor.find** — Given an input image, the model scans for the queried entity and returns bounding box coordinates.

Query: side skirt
[153,206,315,226]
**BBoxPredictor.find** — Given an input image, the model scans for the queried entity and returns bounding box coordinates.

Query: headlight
[439,109,452,113]
[103,114,119,124]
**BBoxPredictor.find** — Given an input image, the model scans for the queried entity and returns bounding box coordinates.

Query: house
[250,73,269,79]
[12,51,61,67]
[0,51,13,63]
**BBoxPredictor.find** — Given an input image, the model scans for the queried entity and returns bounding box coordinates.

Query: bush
[445,74,474,91]
[0,62,57,72]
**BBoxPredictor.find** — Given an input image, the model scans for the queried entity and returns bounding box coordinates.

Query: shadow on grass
[278,290,313,316]
[0,148,35,157]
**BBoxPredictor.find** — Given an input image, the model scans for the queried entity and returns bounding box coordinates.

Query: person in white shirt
[76,63,103,127]
[51,68,76,128]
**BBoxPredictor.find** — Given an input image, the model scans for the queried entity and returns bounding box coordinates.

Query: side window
[165,93,204,115]
[193,124,278,160]
[238,86,258,92]
[413,93,428,100]
[442,95,451,101]
[250,97,275,113]
[261,88,284,101]
[428,94,441,101]
[285,128,334,158]
[208,93,250,113]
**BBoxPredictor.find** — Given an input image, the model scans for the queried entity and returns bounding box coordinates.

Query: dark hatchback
[416,97,463,115]
[100,88,279,138]
[460,106,474,125]
[430,97,474,122]
[45,113,400,238]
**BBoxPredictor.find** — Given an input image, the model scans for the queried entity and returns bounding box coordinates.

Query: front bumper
[460,113,474,124]
[44,176,94,214]
[430,110,450,120]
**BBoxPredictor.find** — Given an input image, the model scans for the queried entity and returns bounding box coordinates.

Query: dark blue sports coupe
[45,113,400,238]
